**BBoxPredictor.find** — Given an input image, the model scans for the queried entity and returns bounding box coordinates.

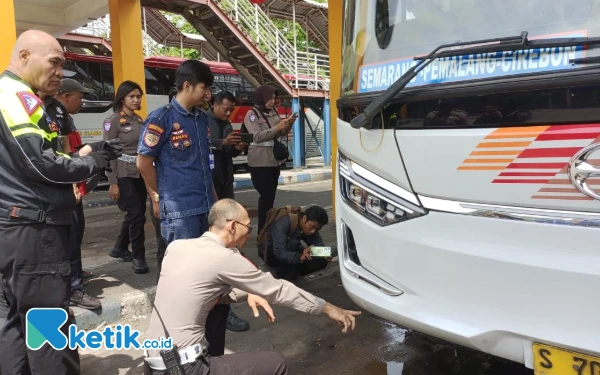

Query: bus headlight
[339,152,426,226]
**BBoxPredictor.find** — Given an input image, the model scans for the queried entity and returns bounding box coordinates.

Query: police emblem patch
[144,130,161,147]
[103,120,111,132]
[249,114,256,122]
[16,92,42,116]
[49,121,59,132]
[173,123,181,130]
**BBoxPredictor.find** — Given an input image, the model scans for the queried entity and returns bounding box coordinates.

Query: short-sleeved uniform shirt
[137,98,214,220]
[102,110,144,185]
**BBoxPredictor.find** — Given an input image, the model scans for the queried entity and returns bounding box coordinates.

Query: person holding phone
[243,85,295,233]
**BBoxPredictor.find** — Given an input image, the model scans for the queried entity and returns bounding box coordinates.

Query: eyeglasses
[227,220,252,234]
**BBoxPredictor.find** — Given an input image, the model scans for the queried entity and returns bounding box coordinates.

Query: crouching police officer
[143,199,360,375]
[0,30,122,375]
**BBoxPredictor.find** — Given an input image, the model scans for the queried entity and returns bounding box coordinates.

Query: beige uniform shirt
[243,108,286,167]
[102,111,144,185]
[146,232,326,357]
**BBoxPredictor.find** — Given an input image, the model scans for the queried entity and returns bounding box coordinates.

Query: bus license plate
[533,343,600,375]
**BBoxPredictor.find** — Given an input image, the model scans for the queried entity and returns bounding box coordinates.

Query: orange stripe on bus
[469,150,521,156]
[457,166,506,170]
[477,141,530,148]
[463,158,514,163]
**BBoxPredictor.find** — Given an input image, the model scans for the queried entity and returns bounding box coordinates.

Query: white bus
[336,0,600,372]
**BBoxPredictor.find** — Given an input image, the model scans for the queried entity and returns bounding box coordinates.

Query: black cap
[58,78,94,95]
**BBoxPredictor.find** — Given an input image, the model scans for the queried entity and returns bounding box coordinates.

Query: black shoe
[109,247,133,261]
[70,290,102,310]
[132,258,149,274]
[227,310,250,332]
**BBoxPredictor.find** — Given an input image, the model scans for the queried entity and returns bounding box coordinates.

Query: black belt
[0,206,67,223]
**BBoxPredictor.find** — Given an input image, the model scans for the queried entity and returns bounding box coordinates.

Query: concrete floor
[77,181,534,375]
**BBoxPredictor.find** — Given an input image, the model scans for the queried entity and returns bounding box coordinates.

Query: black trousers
[0,224,80,375]
[146,351,288,375]
[69,201,85,292]
[152,211,167,283]
[114,177,147,259]
[214,181,234,200]
[250,167,280,232]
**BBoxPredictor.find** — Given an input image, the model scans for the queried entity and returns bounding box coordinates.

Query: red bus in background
[65,53,293,171]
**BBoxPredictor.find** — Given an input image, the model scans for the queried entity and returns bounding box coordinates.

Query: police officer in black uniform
[0,30,122,375]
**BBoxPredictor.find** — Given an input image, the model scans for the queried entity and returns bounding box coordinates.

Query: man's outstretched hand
[247,294,275,323]
[322,302,361,333]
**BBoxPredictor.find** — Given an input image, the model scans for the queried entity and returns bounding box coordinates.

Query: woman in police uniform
[103,81,149,274]
[243,85,295,232]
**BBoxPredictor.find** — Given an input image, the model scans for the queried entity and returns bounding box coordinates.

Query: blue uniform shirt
[137,98,214,220]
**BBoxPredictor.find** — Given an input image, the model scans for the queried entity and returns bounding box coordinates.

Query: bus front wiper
[350,31,600,129]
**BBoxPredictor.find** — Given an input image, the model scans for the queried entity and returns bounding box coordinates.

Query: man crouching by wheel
[143,198,360,375]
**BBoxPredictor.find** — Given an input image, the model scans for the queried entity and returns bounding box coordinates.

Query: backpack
[256,205,303,264]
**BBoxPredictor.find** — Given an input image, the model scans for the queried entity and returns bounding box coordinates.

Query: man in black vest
[207,91,251,332]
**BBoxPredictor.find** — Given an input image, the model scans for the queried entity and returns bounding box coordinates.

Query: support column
[323,97,331,166]
[292,97,302,170]
[108,0,147,118]
[328,0,342,214]
[299,101,305,167]
[0,0,17,68]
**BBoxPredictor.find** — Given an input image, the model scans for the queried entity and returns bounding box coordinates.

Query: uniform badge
[137,116,143,123]
[148,124,165,134]
[16,92,42,116]
[119,118,127,124]
[56,107,63,114]
[144,130,161,148]
[183,140,191,147]
[120,111,125,116]
[249,114,256,122]
[123,126,132,132]
[103,120,111,132]
[173,123,181,130]
[49,121,59,132]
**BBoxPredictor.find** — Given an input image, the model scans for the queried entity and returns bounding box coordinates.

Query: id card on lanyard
[207,122,215,170]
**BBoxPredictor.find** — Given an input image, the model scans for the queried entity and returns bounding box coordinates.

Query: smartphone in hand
[310,246,332,257]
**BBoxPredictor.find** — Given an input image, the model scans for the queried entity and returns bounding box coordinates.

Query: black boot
[109,247,133,261]
[132,258,149,274]
[227,309,250,332]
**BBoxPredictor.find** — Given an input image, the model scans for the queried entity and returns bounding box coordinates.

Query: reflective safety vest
[0,71,101,225]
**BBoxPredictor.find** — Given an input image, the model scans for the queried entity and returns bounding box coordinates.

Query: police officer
[104,80,149,274]
[243,85,295,232]
[137,59,231,357]
[0,30,120,375]
[143,199,360,375]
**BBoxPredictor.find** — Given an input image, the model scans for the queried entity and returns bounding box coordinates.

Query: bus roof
[64,52,240,75]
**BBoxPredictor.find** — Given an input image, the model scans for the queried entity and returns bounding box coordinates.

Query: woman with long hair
[103,80,149,274]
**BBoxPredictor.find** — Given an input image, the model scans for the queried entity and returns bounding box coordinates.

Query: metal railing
[216,0,329,90]
[72,15,162,58]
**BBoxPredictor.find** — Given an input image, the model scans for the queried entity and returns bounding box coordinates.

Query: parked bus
[336,0,600,372]
[63,52,322,172]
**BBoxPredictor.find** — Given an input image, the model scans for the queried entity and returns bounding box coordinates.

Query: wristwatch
[152,192,159,203]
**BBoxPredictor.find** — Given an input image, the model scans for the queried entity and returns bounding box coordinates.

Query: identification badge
[209,153,215,170]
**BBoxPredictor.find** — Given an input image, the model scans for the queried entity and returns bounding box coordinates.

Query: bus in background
[336,0,600,372]
[64,53,323,171]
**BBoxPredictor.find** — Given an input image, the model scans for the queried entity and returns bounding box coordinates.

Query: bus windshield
[342,0,600,96]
